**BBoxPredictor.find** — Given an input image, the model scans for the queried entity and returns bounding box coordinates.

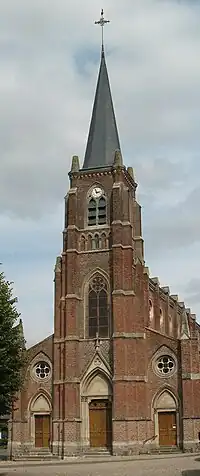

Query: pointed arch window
[160,308,165,333]
[169,315,173,336]
[149,299,154,324]
[88,275,109,338]
[80,235,86,251]
[88,193,106,226]
[92,234,99,249]
[101,232,107,249]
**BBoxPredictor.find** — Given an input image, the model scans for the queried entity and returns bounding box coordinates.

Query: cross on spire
[83,9,121,169]
[95,9,110,53]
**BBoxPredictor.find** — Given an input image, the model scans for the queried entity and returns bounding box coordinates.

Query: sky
[1,0,200,347]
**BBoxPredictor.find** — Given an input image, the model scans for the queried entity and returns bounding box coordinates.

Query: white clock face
[92,187,103,199]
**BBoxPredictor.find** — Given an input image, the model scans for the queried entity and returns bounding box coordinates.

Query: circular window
[34,362,50,380]
[156,355,175,376]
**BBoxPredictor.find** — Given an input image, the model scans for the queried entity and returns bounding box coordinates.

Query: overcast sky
[1,0,200,347]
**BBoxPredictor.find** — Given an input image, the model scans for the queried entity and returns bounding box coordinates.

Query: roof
[83,48,121,169]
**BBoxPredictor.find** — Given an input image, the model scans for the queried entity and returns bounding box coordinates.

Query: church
[8,21,200,459]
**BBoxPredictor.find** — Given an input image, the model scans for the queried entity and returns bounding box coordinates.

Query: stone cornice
[112,220,131,226]
[54,336,110,343]
[112,290,135,296]
[113,376,147,382]
[182,373,200,380]
[54,336,80,343]
[52,418,82,422]
[80,248,109,254]
[66,225,79,231]
[53,378,80,384]
[134,236,144,242]
[112,244,133,250]
[72,168,113,179]
[112,417,151,422]
[66,248,110,254]
[66,249,79,254]
[113,332,145,339]
[82,225,110,232]
[112,181,124,188]
[67,187,77,195]
[65,294,82,301]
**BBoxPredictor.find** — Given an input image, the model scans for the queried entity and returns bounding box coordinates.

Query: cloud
[136,156,188,192]
[1,0,200,218]
[0,207,63,346]
[143,185,200,255]
[1,0,200,343]
[182,277,200,308]
[185,278,200,295]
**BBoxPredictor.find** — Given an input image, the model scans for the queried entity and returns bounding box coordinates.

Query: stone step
[29,450,51,453]
[13,450,59,461]
[14,455,59,461]
[150,446,181,454]
[84,447,111,457]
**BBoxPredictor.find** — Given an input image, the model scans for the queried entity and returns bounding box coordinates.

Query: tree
[0,271,26,416]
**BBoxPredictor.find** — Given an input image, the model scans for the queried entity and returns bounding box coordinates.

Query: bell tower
[52,11,146,456]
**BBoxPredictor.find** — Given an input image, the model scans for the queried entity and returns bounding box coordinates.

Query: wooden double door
[89,400,112,449]
[35,415,50,448]
[158,412,177,446]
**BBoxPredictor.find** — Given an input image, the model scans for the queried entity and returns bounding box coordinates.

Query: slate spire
[83,47,121,169]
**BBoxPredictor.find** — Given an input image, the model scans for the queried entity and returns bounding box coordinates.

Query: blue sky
[1,0,200,346]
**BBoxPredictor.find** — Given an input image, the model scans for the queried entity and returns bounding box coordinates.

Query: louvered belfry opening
[98,197,106,224]
[88,197,106,226]
[88,198,97,226]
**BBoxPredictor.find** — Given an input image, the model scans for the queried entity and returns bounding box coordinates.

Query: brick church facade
[9,44,200,458]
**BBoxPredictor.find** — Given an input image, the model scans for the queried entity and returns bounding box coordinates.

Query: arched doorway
[89,399,112,449]
[81,371,112,450]
[30,394,51,448]
[154,390,178,447]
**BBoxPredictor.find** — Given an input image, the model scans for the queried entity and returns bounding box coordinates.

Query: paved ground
[0,454,200,476]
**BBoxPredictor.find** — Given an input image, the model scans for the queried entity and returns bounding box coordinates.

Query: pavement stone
[0,454,200,476]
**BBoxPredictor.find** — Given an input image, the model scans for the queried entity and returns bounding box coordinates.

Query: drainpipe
[61,422,64,460]
[57,423,60,458]
[61,383,65,460]
[178,339,184,451]
[9,402,14,461]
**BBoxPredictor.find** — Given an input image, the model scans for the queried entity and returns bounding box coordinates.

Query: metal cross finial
[95,9,110,52]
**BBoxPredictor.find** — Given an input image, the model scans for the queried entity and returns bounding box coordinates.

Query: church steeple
[83,10,121,169]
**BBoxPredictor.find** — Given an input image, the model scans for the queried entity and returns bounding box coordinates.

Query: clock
[91,187,103,199]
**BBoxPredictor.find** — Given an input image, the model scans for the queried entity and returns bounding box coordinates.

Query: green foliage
[0,271,26,416]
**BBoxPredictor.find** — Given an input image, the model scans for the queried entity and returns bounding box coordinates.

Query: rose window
[35,362,50,380]
[156,356,175,376]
